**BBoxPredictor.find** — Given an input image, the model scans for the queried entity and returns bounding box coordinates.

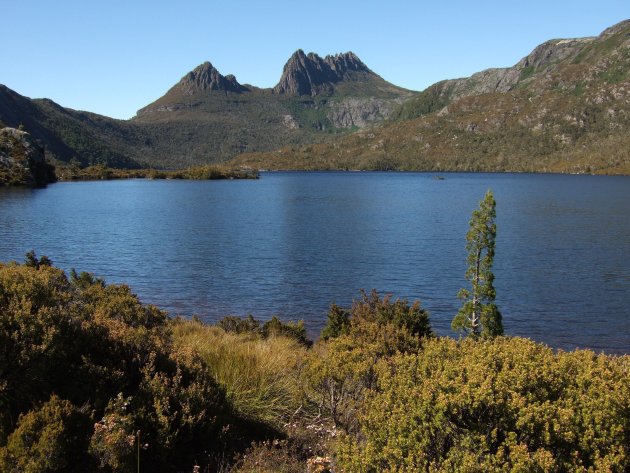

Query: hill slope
[2,21,629,174]
[0,85,141,168]
[232,20,630,174]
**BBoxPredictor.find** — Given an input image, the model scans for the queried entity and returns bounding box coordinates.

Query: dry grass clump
[171,319,308,427]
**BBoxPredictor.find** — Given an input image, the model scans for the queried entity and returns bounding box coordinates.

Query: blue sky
[2,0,627,119]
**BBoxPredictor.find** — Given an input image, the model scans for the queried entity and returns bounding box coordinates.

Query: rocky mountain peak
[324,51,372,77]
[176,61,246,95]
[273,50,376,96]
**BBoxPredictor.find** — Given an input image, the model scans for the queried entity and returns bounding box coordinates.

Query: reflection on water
[0,172,628,353]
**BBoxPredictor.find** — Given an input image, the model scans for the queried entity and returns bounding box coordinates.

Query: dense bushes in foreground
[1,257,628,472]
[337,337,630,472]
[0,256,238,471]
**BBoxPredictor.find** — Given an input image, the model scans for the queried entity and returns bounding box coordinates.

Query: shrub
[320,303,350,340]
[306,321,423,432]
[307,291,432,432]
[218,314,311,347]
[0,258,231,472]
[349,289,432,339]
[218,314,261,334]
[336,337,630,472]
[262,316,310,347]
[0,395,92,472]
[89,393,137,472]
[231,440,305,473]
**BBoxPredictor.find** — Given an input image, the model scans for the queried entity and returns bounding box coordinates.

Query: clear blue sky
[2,0,627,120]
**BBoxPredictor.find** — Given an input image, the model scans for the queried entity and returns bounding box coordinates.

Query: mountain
[273,50,376,95]
[232,20,630,174]
[176,61,248,94]
[131,50,413,167]
[0,50,412,169]
[1,21,629,174]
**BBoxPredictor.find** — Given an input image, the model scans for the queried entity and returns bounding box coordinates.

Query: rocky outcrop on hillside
[0,127,56,186]
[446,37,595,99]
[397,35,597,121]
[273,50,374,96]
[327,97,405,128]
[174,61,247,95]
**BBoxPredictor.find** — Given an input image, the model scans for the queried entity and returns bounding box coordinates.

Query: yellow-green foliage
[0,258,229,472]
[307,291,431,431]
[171,319,308,427]
[2,257,629,472]
[336,337,630,472]
[0,395,92,472]
[307,322,423,432]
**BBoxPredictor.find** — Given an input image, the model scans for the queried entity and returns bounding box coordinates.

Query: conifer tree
[452,190,503,337]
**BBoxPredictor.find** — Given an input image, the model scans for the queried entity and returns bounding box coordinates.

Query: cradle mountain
[1,19,629,175]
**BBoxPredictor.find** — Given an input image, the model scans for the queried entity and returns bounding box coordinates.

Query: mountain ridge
[232,19,630,174]
[1,19,629,173]
[273,50,375,96]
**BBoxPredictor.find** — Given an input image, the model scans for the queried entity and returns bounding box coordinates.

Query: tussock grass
[171,320,307,427]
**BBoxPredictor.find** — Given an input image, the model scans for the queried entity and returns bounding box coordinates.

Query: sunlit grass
[171,320,308,427]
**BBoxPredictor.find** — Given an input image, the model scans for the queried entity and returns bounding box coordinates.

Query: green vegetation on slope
[232,20,630,175]
[3,22,630,174]
[0,50,413,170]
[336,337,630,472]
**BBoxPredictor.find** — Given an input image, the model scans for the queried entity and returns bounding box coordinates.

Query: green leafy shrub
[320,303,350,340]
[218,314,261,334]
[349,289,432,338]
[0,257,231,471]
[89,393,137,472]
[307,291,432,431]
[262,316,310,347]
[0,395,92,472]
[337,337,630,472]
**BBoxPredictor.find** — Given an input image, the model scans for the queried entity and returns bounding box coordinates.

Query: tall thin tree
[452,190,503,337]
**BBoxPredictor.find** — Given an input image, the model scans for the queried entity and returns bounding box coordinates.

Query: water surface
[1,172,628,353]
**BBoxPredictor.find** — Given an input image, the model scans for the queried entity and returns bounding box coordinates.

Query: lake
[1,172,628,353]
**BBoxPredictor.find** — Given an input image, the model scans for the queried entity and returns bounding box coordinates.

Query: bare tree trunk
[471,247,481,335]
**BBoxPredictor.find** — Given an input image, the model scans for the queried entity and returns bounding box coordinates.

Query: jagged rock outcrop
[0,127,56,186]
[440,37,595,101]
[175,62,247,95]
[273,50,374,96]
[327,97,405,128]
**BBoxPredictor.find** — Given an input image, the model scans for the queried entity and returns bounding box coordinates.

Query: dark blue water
[0,172,628,353]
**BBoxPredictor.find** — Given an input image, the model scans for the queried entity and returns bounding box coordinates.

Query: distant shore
[54,163,259,182]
